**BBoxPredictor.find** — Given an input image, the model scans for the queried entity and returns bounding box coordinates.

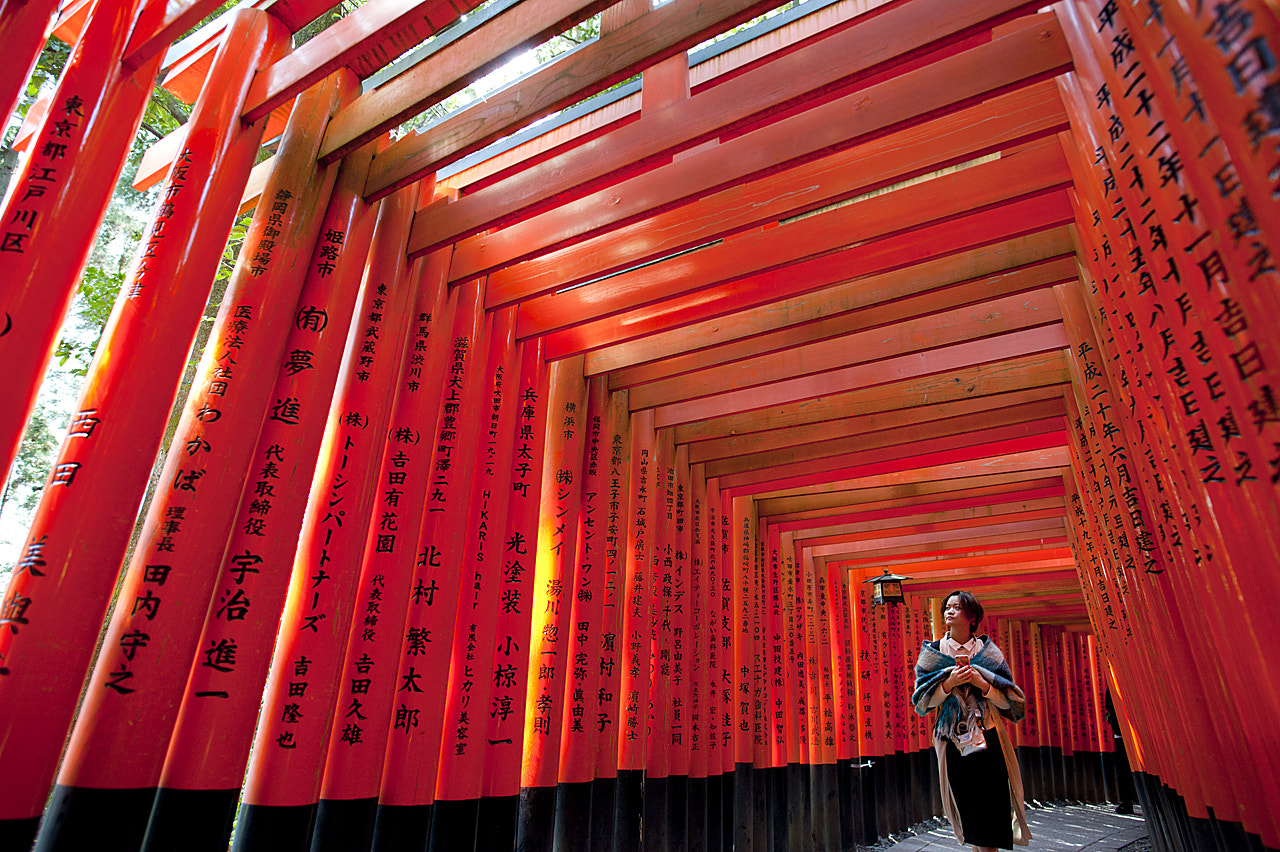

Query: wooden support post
[425,305,522,851]
[615,407,655,849]
[588,389,631,851]
[0,13,290,842]
[0,0,173,484]
[551,375,610,851]
[476,339,551,852]
[515,354,589,852]
[146,113,375,852]
[34,33,354,852]
[0,0,63,130]
[230,184,431,852]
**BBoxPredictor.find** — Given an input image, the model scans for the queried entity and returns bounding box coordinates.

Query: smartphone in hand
[954,654,970,668]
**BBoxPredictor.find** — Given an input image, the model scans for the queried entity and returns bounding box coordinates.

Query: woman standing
[912,591,1031,850]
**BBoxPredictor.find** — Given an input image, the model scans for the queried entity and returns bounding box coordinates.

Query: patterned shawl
[912,636,1026,745]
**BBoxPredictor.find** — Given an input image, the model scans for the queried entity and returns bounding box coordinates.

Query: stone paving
[880,803,1149,852]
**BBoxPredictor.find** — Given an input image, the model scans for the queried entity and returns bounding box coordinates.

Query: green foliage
[52,265,124,377]
[5,405,60,512]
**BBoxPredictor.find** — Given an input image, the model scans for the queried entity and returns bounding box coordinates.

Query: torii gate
[1,0,1278,849]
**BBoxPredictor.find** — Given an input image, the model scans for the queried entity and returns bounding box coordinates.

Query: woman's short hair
[943,590,983,633]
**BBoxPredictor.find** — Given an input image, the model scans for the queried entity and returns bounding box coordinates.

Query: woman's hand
[945,664,991,694]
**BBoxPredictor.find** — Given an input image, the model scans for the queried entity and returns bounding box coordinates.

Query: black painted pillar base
[0,817,40,852]
[667,773,688,852]
[230,801,317,852]
[643,774,668,852]
[687,775,707,852]
[372,802,435,852]
[476,795,518,852]
[732,763,752,852]
[517,785,556,852]
[143,787,239,852]
[34,785,157,852]
[428,799,475,852]
[552,781,592,852]
[589,776,616,850]
[311,796,377,852]
[613,769,643,852]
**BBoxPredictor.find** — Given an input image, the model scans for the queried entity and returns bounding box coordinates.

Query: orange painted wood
[557,376,612,785]
[675,350,1068,444]
[809,517,1067,559]
[831,549,1074,573]
[425,4,1064,267]
[760,475,1065,522]
[0,0,170,506]
[800,507,1068,553]
[482,339,552,799]
[608,254,1075,390]
[50,33,341,808]
[753,444,1070,501]
[593,390,632,782]
[242,0,487,123]
[617,408,656,771]
[362,0,786,196]
[694,387,1064,467]
[790,496,1067,545]
[0,12,291,822]
[236,185,428,813]
[706,400,1066,479]
[540,189,1074,359]
[312,0,614,163]
[656,324,1069,429]
[725,430,1069,495]
[589,229,1073,377]
[432,307,522,802]
[0,0,65,131]
[516,129,1069,341]
[121,0,227,70]
[629,288,1062,410]
[519,356,590,791]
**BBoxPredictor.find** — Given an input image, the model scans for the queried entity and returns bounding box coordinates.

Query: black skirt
[945,731,1014,849]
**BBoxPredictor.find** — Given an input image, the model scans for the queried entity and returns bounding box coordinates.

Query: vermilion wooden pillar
[145,123,376,852]
[427,305,522,851]
[0,0,171,483]
[643,426,675,852]
[590,390,630,851]
[616,407,655,849]
[516,354,589,852]
[39,31,357,852]
[0,0,63,129]
[551,375,610,851]
[688,462,710,850]
[231,183,430,852]
[0,14,289,846]
[476,339,551,852]
[316,276,482,851]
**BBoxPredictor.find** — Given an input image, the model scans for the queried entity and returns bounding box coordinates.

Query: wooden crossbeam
[743,442,1070,500]
[657,323,1069,428]
[607,254,1075,389]
[317,0,618,163]
[790,497,1066,544]
[706,399,1066,479]
[414,0,1057,263]
[540,188,1073,358]
[770,489,1066,536]
[759,475,1065,522]
[691,386,1064,465]
[589,229,1075,377]
[808,516,1066,557]
[242,0,492,123]
[828,542,1073,569]
[675,351,1069,444]
[359,0,788,194]
[798,506,1067,550]
[630,288,1062,410]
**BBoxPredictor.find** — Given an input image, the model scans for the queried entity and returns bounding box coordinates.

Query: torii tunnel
[2,0,1279,849]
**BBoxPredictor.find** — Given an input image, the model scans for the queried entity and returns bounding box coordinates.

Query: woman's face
[944,596,967,631]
